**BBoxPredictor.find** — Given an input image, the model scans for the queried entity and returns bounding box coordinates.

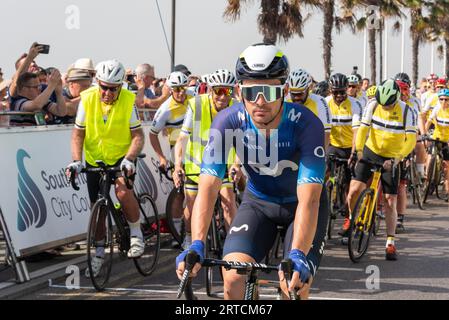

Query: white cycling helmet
[200,74,210,83]
[287,69,312,90]
[208,69,236,87]
[95,59,125,85]
[166,71,188,88]
[347,74,360,85]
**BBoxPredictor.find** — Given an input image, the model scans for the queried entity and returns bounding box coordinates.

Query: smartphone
[37,44,50,54]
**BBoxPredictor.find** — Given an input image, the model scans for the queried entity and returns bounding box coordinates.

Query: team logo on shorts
[230,224,249,234]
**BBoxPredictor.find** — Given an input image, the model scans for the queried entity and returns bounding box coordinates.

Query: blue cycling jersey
[200,102,326,204]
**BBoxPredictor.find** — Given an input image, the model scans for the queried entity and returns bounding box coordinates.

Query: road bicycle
[348,158,393,262]
[69,154,160,291]
[178,251,301,300]
[424,137,448,203]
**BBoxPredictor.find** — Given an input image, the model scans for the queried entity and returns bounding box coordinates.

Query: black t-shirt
[9,95,49,125]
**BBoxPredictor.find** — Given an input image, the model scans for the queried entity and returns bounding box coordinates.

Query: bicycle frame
[356,168,382,231]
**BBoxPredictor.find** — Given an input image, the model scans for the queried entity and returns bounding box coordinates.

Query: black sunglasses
[99,83,120,92]
[332,90,347,96]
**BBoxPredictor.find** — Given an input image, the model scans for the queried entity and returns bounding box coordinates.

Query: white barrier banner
[0,125,172,257]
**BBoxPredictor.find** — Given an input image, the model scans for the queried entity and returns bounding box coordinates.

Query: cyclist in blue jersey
[175,43,328,300]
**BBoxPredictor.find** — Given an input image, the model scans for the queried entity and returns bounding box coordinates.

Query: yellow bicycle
[348,158,392,262]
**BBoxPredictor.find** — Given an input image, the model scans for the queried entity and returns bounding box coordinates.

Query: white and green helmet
[375,79,400,106]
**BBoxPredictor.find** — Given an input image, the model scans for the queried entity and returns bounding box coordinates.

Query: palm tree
[224,1,354,80]
[224,0,306,44]
[341,1,405,84]
[427,1,449,79]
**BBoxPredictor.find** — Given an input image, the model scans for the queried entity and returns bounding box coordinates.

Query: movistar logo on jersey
[250,160,298,177]
[136,158,158,200]
[16,149,47,232]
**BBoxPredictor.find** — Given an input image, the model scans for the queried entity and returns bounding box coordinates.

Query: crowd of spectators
[0,42,203,127]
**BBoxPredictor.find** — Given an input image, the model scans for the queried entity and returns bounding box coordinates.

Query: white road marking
[47,281,361,300]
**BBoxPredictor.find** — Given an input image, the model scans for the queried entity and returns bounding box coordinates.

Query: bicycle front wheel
[165,188,186,247]
[410,160,425,210]
[87,199,114,291]
[424,154,436,203]
[134,193,161,277]
[348,188,375,263]
[325,180,336,240]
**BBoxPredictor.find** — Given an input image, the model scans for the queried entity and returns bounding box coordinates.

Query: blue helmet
[438,88,449,97]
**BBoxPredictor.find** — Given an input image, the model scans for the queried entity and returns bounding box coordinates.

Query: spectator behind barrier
[135,63,170,110]
[0,79,11,126]
[53,68,92,124]
[9,71,67,126]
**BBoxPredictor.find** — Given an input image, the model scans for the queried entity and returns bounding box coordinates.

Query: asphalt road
[15,195,449,300]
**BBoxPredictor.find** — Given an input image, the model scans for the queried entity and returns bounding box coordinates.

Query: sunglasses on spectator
[212,87,233,96]
[439,97,449,102]
[172,86,187,93]
[99,83,121,92]
[332,89,347,96]
[240,85,284,103]
[348,85,358,88]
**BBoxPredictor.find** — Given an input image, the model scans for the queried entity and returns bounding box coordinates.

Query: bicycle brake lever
[177,251,199,299]
[280,259,300,300]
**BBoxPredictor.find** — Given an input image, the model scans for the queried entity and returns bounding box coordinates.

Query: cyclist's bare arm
[176,174,222,279]
[71,128,85,161]
[289,183,322,292]
[174,132,189,169]
[351,128,359,154]
[126,128,145,161]
[292,183,322,254]
[149,132,167,168]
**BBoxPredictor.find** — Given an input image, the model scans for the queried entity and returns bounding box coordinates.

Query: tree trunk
[378,19,383,84]
[445,38,449,79]
[410,8,421,88]
[260,0,279,44]
[369,28,377,85]
[322,1,334,80]
[412,36,419,88]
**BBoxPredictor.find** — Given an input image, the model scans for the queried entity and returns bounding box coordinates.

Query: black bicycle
[326,154,352,240]
[424,137,448,203]
[178,251,301,300]
[69,154,160,291]
[404,151,425,210]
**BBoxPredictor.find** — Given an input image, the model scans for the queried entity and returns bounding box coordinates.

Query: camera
[126,74,136,84]
[37,44,50,54]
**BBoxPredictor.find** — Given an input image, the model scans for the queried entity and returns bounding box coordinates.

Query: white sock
[96,240,105,258]
[128,220,143,240]
[386,236,395,247]
[417,164,425,175]
[172,218,183,233]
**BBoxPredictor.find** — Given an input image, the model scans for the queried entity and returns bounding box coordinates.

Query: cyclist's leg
[381,162,400,260]
[222,192,279,300]
[396,160,408,229]
[184,178,199,248]
[219,178,237,231]
[281,187,328,300]
[85,164,105,243]
[415,139,426,178]
[442,145,449,196]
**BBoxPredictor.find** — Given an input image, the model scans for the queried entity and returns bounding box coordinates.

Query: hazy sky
[0,0,445,82]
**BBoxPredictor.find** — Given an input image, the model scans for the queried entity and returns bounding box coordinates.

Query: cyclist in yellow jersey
[286,68,331,149]
[424,88,449,196]
[347,74,368,109]
[395,73,424,231]
[173,69,241,249]
[421,78,447,124]
[66,60,145,277]
[149,71,193,171]
[326,73,363,238]
[366,85,377,100]
[420,74,438,110]
[348,79,417,261]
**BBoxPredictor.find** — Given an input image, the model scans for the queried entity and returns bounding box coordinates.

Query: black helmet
[236,43,290,84]
[329,73,348,90]
[313,81,329,97]
[393,72,411,86]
